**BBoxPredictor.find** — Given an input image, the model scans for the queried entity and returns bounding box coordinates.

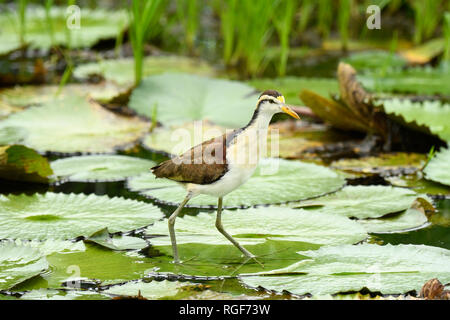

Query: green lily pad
[74,56,216,87]
[0,145,53,183]
[342,51,407,72]
[359,66,450,95]
[247,77,339,106]
[424,147,450,187]
[127,158,346,208]
[0,84,125,112]
[386,175,450,196]
[13,239,86,256]
[142,121,226,156]
[85,228,148,251]
[128,73,259,128]
[0,241,48,290]
[0,95,149,153]
[330,152,427,175]
[147,207,367,247]
[294,186,420,219]
[0,7,127,54]
[12,243,156,290]
[51,155,155,182]
[146,207,367,246]
[20,288,109,300]
[104,280,194,300]
[358,208,429,234]
[241,244,450,295]
[380,99,450,141]
[0,192,163,240]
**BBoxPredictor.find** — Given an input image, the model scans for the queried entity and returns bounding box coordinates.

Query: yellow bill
[281,105,300,120]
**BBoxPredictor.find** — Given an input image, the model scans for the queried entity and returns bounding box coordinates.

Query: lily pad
[0,192,163,240]
[241,244,450,295]
[128,73,259,128]
[20,288,109,300]
[424,147,450,187]
[294,186,420,219]
[330,152,427,176]
[147,207,367,247]
[387,175,450,196]
[342,51,407,72]
[51,155,155,182]
[247,77,339,106]
[142,121,226,156]
[359,66,450,95]
[13,239,86,256]
[85,228,148,251]
[0,145,53,183]
[12,243,156,290]
[74,56,216,87]
[380,99,450,142]
[0,84,125,111]
[358,208,429,234]
[104,280,194,300]
[0,241,48,290]
[127,158,346,208]
[0,95,149,153]
[0,7,127,54]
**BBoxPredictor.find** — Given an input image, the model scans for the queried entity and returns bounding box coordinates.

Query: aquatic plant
[175,0,201,53]
[274,0,297,76]
[128,0,165,85]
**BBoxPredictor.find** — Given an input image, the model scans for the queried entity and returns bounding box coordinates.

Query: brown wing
[151,132,235,184]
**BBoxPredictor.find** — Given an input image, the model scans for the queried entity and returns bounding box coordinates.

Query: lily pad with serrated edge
[293,185,420,219]
[424,147,450,187]
[129,73,259,128]
[0,241,48,290]
[146,207,367,247]
[0,192,163,240]
[74,56,216,88]
[240,244,450,296]
[127,158,346,208]
[51,155,155,182]
[0,95,149,154]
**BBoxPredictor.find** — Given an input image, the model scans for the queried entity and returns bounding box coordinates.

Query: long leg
[215,197,256,259]
[168,193,192,263]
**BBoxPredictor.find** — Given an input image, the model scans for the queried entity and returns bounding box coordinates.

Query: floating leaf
[104,280,194,300]
[0,193,163,240]
[294,186,420,219]
[248,77,339,106]
[360,66,450,95]
[85,228,148,251]
[0,7,127,54]
[127,158,346,208]
[0,95,149,153]
[386,175,450,196]
[380,99,450,141]
[0,84,125,111]
[358,208,429,234]
[20,288,109,300]
[12,243,156,290]
[400,38,446,64]
[424,147,450,187]
[129,73,259,128]
[147,207,367,247]
[331,152,427,175]
[0,241,48,290]
[142,121,226,156]
[51,155,155,182]
[342,51,407,72]
[74,56,216,87]
[0,145,53,183]
[13,239,86,256]
[241,244,450,295]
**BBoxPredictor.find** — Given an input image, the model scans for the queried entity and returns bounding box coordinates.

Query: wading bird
[151,90,300,263]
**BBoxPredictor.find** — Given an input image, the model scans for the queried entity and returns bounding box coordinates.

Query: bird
[151,90,300,263]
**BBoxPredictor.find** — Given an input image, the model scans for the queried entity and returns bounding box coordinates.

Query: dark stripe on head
[259,89,282,99]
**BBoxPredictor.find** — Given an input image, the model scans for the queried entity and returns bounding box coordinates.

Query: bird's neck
[244,108,274,132]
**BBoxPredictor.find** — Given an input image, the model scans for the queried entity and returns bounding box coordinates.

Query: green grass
[274,0,297,76]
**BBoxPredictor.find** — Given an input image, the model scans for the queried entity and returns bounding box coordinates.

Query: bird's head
[256,90,300,119]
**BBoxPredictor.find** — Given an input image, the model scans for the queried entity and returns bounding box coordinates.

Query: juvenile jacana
[151,90,300,263]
